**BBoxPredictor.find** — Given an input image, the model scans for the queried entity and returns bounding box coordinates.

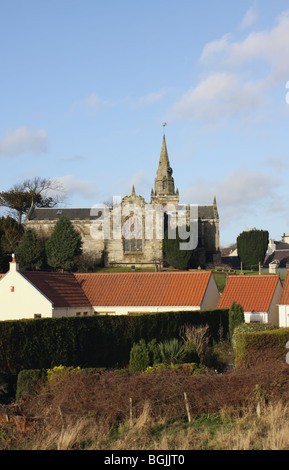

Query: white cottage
[217,274,282,325]
[0,257,92,320]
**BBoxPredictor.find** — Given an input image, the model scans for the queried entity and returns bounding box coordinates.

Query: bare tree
[179,323,210,357]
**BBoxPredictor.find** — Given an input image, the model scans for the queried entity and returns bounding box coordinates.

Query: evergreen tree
[237,229,269,270]
[0,216,24,253]
[0,242,9,273]
[229,301,245,340]
[45,216,82,271]
[15,228,44,270]
[163,225,194,270]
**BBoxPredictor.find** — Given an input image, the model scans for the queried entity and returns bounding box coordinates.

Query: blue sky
[1,0,289,247]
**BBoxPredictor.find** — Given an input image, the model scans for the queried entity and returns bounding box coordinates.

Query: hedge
[0,309,229,375]
[235,327,289,368]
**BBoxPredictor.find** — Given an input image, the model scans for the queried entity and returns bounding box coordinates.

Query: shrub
[235,327,289,368]
[183,340,199,363]
[16,369,46,402]
[229,302,244,340]
[0,309,229,375]
[158,338,187,365]
[232,322,278,349]
[129,340,150,372]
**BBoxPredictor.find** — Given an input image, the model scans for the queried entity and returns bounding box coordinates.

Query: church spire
[151,128,179,209]
[154,133,175,196]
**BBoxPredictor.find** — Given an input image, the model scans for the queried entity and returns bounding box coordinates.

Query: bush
[229,302,244,340]
[0,309,229,375]
[183,340,199,363]
[158,338,187,365]
[235,327,289,368]
[16,369,46,402]
[129,340,150,372]
[232,322,278,349]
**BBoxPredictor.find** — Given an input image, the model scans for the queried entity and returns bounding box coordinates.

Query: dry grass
[2,361,289,450]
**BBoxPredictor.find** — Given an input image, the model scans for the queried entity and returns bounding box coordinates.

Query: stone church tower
[26,133,220,269]
[151,133,179,210]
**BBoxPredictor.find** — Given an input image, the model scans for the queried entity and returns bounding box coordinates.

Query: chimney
[9,253,19,272]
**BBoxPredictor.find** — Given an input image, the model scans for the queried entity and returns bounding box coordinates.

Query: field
[1,359,289,450]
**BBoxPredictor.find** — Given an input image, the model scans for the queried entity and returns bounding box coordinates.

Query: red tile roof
[22,272,91,308]
[74,271,213,307]
[217,275,281,312]
[279,269,289,305]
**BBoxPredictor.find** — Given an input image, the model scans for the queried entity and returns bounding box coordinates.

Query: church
[26,134,220,269]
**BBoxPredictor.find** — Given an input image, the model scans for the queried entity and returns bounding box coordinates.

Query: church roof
[27,207,101,221]
[74,270,214,307]
[27,205,217,221]
[217,275,281,312]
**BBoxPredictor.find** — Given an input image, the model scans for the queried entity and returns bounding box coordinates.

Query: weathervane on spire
[162,122,167,134]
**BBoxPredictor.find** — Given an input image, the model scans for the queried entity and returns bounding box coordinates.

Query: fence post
[129,397,133,427]
[184,392,191,423]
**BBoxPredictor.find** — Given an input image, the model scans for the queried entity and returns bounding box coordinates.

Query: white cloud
[180,167,276,216]
[130,90,166,108]
[55,175,99,201]
[180,167,283,243]
[0,127,48,157]
[240,6,258,30]
[70,93,111,113]
[201,10,289,82]
[169,10,289,123]
[169,72,266,122]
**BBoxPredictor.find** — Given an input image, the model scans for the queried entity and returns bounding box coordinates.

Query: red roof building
[218,274,282,325]
[0,259,220,320]
[74,270,220,314]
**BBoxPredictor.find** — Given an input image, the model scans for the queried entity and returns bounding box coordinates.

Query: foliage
[129,340,150,372]
[232,322,279,349]
[0,309,229,376]
[46,365,81,381]
[235,327,289,368]
[45,216,82,271]
[16,369,46,402]
[157,338,187,364]
[229,302,245,340]
[0,177,63,224]
[237,229,269,270]
[15,228,44,270]
[0,216,24,253]
[163,225,194,269]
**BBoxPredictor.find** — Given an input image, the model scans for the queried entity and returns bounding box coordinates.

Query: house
[0,257,93,320]
[217,274,282,325]
[263,236,289,274]
[0,257,220,320]
[74,270,220,315]
[278,269,289,327]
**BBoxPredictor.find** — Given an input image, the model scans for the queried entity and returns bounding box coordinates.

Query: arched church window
[162,180,166,189]
[123,215,142,253]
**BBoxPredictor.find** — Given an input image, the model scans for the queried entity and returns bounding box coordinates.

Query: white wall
[53,306,94,317]
[92,305,202,315]
[279,305,289,327]
[268,280,283,325]
[200,274,220,310]
[0,263,53,320]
